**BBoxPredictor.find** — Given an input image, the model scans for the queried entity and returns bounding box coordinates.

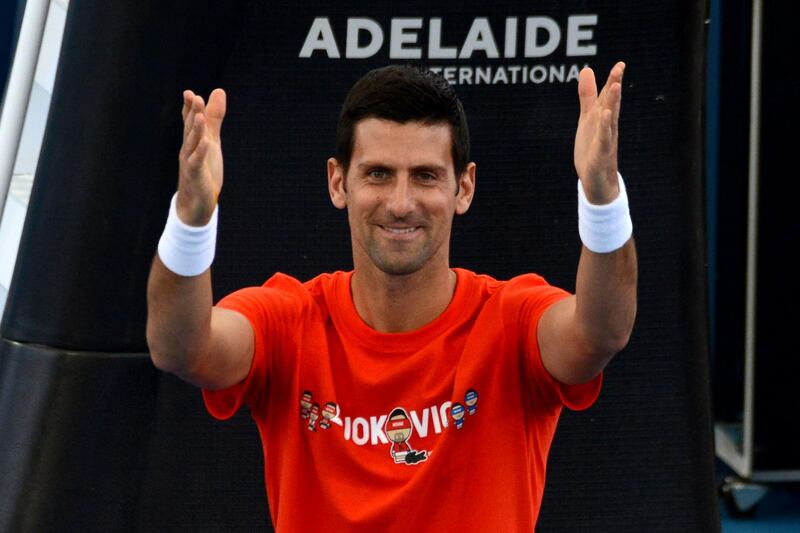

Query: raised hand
[177,88,226,226]
[573,62,624,205]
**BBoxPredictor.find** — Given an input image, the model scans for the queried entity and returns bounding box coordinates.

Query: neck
[350,263,457,333]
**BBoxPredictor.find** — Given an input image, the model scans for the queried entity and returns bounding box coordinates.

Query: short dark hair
[335,65,470,177]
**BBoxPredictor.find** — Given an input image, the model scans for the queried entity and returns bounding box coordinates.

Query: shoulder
[457,269,569,323]
[456,268,562,300]
[217,271,341,317]
[502,273,570,314]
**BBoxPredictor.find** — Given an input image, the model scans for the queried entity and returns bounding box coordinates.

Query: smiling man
[146,64,637,531]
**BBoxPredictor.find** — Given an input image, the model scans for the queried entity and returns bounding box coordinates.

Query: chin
[370,252,430,276]
[375,260,425,276]
[363,241,437,276]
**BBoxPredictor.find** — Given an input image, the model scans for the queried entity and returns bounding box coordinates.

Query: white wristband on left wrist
[577,173,633,253]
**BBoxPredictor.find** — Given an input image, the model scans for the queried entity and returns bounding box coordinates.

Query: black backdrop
[0,0,718,531]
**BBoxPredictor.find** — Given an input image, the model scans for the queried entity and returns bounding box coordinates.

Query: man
[147,63,636,531]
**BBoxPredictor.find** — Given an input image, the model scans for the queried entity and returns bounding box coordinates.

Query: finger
[183,94,199,141]
[186,136,209,172]
[608,81,622,142]
[597,62,625,109]
[184,112,206,157]
[193,94,206,114]
[577,67,597,116]
[205,89,226,140]
[181,90,195,121]
[183,94,206,142]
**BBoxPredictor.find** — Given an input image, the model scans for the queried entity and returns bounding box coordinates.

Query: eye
[368,168,390,180]
[415,171,440,183]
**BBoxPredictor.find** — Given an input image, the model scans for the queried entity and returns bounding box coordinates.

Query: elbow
[146,325,210,384]
[597,307,637,356]
[604,328,633,356]
[577,321,635,361]
[146,330,173,374]
[601,316,635,356]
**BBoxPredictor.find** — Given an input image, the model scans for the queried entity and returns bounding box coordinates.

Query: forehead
[351,118,454,172]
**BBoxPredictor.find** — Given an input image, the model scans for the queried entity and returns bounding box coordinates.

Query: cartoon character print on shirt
[308,403,320,431]
[384,407,429,465]
[450,389,479,429]
[465,389,478,415]
[450,403,465,429]
[300,391,313,419]
[300,391,340,432]
[319,401,337,430]
[298,387,479,465]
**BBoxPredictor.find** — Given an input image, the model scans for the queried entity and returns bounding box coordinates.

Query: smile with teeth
[380,225,419,234]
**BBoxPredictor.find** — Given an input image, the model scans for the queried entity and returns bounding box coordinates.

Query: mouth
[379,225,420,235]
[376,224,424,242]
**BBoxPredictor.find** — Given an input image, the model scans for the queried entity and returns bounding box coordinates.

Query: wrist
[157,193,218,276]
[175,191,217,227]
[577,172,633,253]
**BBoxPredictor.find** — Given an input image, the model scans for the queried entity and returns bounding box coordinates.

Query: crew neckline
[331,268,475,352]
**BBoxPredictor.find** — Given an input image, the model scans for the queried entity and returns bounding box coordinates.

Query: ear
[327,158,347,210]
[455,162,476,215]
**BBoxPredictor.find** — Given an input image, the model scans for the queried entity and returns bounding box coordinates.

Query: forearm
[146,255,214,378]
[573,238,637,356]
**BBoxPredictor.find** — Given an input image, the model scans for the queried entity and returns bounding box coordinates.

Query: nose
[385,175,415,219]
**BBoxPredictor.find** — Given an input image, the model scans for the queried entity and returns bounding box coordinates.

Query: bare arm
[146,89,254,390]
[538,62,638,385]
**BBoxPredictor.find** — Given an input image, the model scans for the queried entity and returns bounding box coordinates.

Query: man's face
[328,118,475,276]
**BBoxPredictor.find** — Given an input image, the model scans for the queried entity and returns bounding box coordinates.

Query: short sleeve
[202,273,306,420]
[505,275,603,413]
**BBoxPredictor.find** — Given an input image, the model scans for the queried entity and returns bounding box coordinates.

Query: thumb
[205,88,227,139]
[577,67,597,117]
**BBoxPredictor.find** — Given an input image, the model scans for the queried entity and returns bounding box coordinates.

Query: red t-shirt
[203,268,601,532]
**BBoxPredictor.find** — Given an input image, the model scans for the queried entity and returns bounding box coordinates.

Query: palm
[178,88,227,224]
[573,63,624,204]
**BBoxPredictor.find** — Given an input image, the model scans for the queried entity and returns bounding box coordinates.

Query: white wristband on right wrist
[577,173,633,253]
[157,193,218,276]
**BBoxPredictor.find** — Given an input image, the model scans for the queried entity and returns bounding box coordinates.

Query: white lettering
[530,65,547,83]
[410,408,430,438]
[390,18,423,59]
[431,403,442,433]
[300,16,600,61]
[299,17,340,58]
[458,67,473,85]
[346,18,383,59]
[508,65,522,83]
[504,18,518,58]
[370,415,388,444]
[567,64,584,82]
[440,401,452,429]
[566,15,597,56]
[443,67,457,84]
[428,18,457,59]
[475,67,491,84]
[344,417,351,440]
[525,17,560,58]
[352,417,369,445]
[492,66,509,84]
[550,64,565,82]
[459,18,500,59]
